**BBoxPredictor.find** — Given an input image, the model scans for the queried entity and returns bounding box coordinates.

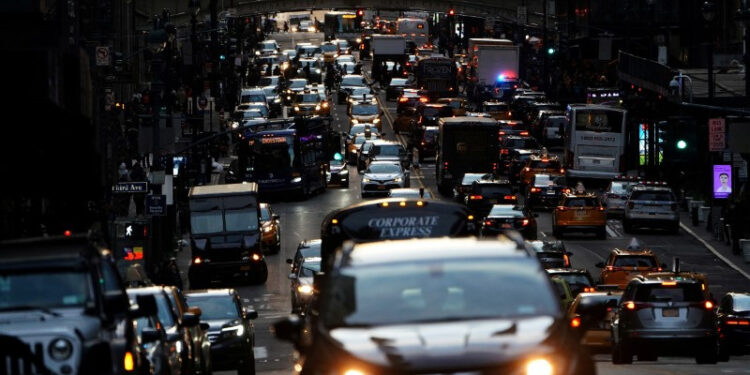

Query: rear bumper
[567,169,619,179]
[210,338,252,370]
[624,214,679,227]
[189,260,262,281]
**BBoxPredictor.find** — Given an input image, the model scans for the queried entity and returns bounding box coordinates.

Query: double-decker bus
[435,117,502,195]
[319,198,477,272]
[564,104,628,179]
[323,11,363,45]
[238,118,332,197]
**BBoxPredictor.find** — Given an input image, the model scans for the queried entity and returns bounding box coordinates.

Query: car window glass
[613,256,657,268]
[733,296,750,312]
[185,295,240,320]
[260,206,271,221]
[155,294,176,327]
[634,284,703,302]
[475,185,513,196]
[565,197,597,207]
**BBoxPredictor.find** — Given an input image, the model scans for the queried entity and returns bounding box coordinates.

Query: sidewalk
[678,211,750,281]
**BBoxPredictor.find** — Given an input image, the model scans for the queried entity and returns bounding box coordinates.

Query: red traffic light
[357,9,364,16]
[448,8,455,16]
[244,17,250,24]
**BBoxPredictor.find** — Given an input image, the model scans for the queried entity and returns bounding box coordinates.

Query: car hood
[330,165,347,173]
[204,318,242,333]
[328,316,558,370]
[0,308,102,340]
[364,173,402,181]
[352,115,378,121]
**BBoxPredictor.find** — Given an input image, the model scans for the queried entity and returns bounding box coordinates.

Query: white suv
[623,182,679,233]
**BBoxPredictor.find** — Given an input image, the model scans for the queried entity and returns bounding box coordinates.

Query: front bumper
[361,182,405,195]
[209,336,253,370]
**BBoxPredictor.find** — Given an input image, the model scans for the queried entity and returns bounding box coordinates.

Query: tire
[696,342,719,364]
[718,341,730,362]
[612,341,632,364]
[250,261,268,285]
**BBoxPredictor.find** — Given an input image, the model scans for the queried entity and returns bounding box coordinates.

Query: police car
[622,181,680,234]
[602,175,642,217]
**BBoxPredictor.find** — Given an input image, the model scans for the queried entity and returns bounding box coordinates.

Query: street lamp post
[702,1,716,100]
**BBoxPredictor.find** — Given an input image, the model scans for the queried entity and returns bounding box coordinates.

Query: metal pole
[708,27,715,99]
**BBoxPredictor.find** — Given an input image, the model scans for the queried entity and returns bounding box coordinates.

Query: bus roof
[188,182,258,198]
[439,116,498,126]
[567,103,626,112]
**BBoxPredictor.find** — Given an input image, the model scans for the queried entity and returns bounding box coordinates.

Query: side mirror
[104,291,131,317]
[288,273,298,280]
[182,312,200,327]
[199,322,210,331]
[272,315,303,344]
[243,308,259,320]
[286,258,293,264]
[141,328,163,344]
[132,294,158,318]
[595,262,605,268]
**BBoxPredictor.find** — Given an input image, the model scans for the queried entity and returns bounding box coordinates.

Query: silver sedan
[360,161,409,198]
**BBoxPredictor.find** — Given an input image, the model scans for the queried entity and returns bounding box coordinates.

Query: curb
[680,222,750,281]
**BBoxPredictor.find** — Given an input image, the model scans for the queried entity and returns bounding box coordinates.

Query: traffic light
[448,8,455,16]
[355,9,364,25]
[659,117,698,165]
[547,47,556,55]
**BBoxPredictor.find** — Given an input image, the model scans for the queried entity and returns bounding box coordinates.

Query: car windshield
[613,256,657,268]
[553,273,593,287]
[354,135,377,145]
[475,184,513,197]
[390,78,408,86]
[506,138,539,149]
[261,42,276,50]
[289,80,307,88]
[191,209,259,234]
[734,296,750,311]
[321,258,559,327]
[300,260,321,277]
[150,293,175,327]
[373,144,404,156]
[565,197,599,207]
[0,271,93,310]
[342,76,366,86]
[350,87,372,96]
[349,125,373,136]
[461,174,488,185]
[295,94,321,103]
[352,104,378,115]
[260,206,271,221]
[634,284,704,303]
[488,205,519,216]
[423,107,451,117]
[185,295,239,320]
[610,181,638,195]
[367,163,401,174]
[533,175,552,186]
[630,191,675,201]
[321,44,338,52]
[241,94,265,103]
[337,56,354,63]
[244,106,268,116]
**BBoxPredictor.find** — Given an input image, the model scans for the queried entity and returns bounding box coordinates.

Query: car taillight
[583,287,596,292]
[505,195,517,200]
[530,187,541,193]
[500,148,509,154]
[563,253,570,267]
[598,206,605,211]
[705,301,714,310]
[484,220,493,226]
[726,319,750,326]
[563,188,571,193]
[624,301,652,311]
[560,168,565,174]
[570,317,582,328]
[469,195,483,200]
[557,206,568,211]
[520,218,530,226]
[524,167,531,172]
[443,161,449,169]
[398,97,408,103]
[419,97,429,103]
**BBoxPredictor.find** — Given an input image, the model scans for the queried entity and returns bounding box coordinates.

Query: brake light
[500,149,509,154]
[530,187,541,193]
[405,61,411,66]
[63,230,72,237]
[499,131,506,136]
[520,131,529,136]
[570,317,581,328]
[484,220,493,226]
[560,168,565,174]
[625,301,636,310]
[398,97,408,103]
[583,287,595,292]
[193,257,202,264]
[563,253,570,267]
[524,167,531,172]
[624,301,652,310]
[726,320,750,326]
[563,188,571,194]
[661,281,678,286]
[252,253,262,261]
[493,162,498,170]
[443,161,449,169]
[469,195,483,200]
[598,206,605,211]
[520,218,529,226]
[705,301,714,310]
[124,351,135,371]
[557,206,568,211]
[505,195,517,200]
[419,97,429,103]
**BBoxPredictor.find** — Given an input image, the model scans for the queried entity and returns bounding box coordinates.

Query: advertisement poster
[713,164,732,199]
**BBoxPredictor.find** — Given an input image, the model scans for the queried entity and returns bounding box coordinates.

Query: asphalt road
[183,31,750,375]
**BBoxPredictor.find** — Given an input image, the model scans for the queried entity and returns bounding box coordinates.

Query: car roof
[298,238,322,249]
[611,248,656,256]
[184,288,237,297]
[474,178,511,185]
[347,237,523,267]
[546,268,591,275]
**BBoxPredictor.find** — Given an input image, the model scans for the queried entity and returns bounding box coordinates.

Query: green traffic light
[677,140,687,149]
[547,47,555,55]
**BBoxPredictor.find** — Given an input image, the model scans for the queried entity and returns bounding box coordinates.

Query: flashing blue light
[333,152,343,161]
[497,74,505,82]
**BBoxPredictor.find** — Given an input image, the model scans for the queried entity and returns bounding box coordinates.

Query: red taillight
[563,253,570,267]
[625,301,636,310]
[484,220,493,226]
[530,187,541,193]
[504,195,517,200]
[570,317,582,328]
[405,61,411,66]
[583,287,595,292]
[624,301,652,310]
[469,195,483,200]
[524,167,531,172]
[500,149,509,155]
[419,97,429,103]
[560,168,565,174]
[520,218,530,226]
[63,230,72,237]
[398,97,408,103]
[443,161,449,169]
[403,71,408,76]
[557,206,568,211]
[598,206,605,211]
[661,281,678,286]
[563,188,572,194]
[705,301,714,310]
[520,131,529,136]
[492,162,498,170]
[726,320,750,326]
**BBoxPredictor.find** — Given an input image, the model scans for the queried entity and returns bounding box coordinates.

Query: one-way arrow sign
[112,181,148,194]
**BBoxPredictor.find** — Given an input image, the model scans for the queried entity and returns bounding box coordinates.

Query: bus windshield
[250,136,295,173]
[444,128,497,165]
[574,110,624,133]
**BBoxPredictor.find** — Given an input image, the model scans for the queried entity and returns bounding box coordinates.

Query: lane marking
[680,223,750,281]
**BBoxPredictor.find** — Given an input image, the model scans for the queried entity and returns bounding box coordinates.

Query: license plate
[240,265,251,271]
[377,185,386,190]
[488,199,498,203]
[501,223,512,228]
[546,190,556,195]
[662,308,679,317]
[575,210,587,218]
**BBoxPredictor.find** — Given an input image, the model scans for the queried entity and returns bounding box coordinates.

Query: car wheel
[612,341,632,364]
[718,341,730,362]
[695,342,719,364]
[250,261,268,285]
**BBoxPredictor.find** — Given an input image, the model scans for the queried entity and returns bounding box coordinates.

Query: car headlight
[255,51,261,55]
[221,324,245,337]
[322,102,329,108]
[351,119,359,124]
[294,106,300,111]
[526,358,553,375]
[356,38,362,44]
[274,98,281,103]
[231,122,239,129]
[287,95,291,100]
[263,225,272,233]
[373,118,380,123]
[315,68,321,73]
[297,284,314,295]
[291,177,302,183]
[315,105,321,110]
[362,177,371,183]
[339,168,348,175]
[49,338,73,361]
[393,177,402,182]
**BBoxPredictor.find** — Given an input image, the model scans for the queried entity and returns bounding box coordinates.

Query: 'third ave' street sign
[112,182,148,194]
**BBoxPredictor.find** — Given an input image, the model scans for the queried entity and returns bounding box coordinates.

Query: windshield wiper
[0,305,61,317]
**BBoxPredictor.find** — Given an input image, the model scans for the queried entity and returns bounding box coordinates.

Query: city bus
[238,119,331,197]
[323,11,363,45]
[319,198,477,272]
[564,104,628,179]
[396,17,429,47]
[435,116,502,195]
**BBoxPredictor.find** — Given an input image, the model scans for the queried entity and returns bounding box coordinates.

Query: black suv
[464,178,517,219]
[611,274,718,364]
[0,235,156,375]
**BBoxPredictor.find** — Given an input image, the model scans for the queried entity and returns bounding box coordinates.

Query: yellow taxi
[519,154,565,186]
[345,131,380,163]
[552,192,607,239]
[481,101,513,121]
[260,203,281,253]
[595,246,664,288]
[436,97,468,116]
[290,89,330,117]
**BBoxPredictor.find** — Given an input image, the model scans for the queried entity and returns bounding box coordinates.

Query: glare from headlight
[274,98,281,103]
[49,338,73,361]
[526,358,553,375]
[356,38,362,44]
[339,169,348,174]
[315,68,321,73]
[291,177,302,183]
[297,284,314,295]
[263,226,272,233]
[221,324,245,337]
[231,122,239,129]
[344,370,366,375]
[373,118,380,123]
[315,105,321,110]
[362,177,371,183]
[393,177,402,182]
[351,119,359,124]
[294,106,300,111]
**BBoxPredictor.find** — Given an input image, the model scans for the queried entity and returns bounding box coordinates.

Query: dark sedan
[481,204,538,240]
[385,77,412,100]
[526,174,570,209]
[525,239,571,268]
[465,179,517,219]
[717,292,750,360]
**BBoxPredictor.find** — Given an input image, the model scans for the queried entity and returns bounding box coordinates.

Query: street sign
[112,181,148,194]
[709,118,725,151]
[96,46,111,66]
[146,195,167,216]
